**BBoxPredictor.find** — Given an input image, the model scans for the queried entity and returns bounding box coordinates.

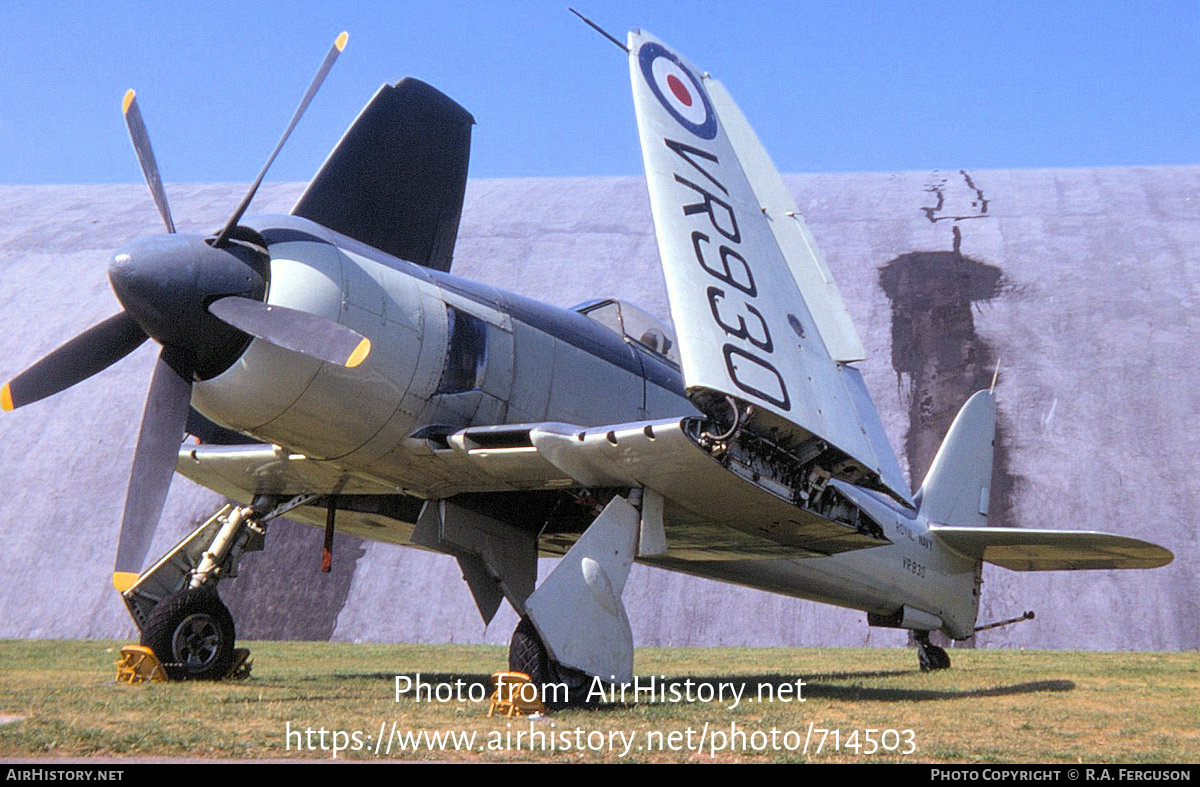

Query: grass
[0,640,1196,763]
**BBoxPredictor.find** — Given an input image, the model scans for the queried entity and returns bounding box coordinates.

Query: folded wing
[292,78,474,272]
[627,30,909,503]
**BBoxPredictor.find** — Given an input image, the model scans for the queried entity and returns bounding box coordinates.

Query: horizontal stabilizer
[929,525,1174,571]
[292,78,474,272]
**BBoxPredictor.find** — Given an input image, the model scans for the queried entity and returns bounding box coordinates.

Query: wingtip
[1,382,12,412]
[335,31,349,52]
[346,337,371,368]
[122,89,135,115]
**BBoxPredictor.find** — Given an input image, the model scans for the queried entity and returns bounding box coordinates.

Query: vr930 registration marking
[665,138,790,410]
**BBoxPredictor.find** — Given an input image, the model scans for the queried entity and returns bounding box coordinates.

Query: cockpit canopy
[574,298,680,366]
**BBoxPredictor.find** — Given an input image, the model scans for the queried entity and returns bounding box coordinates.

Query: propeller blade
[2,312,148,411]
[212,31,348,247]
[208,296,371,368]
[112,348,193,591]
[122,90,176,234]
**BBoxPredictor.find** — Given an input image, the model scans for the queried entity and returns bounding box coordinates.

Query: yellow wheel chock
[228,648,253,680]
[114,645,167,684]
[488,671,545,717]
[114,645,253,683]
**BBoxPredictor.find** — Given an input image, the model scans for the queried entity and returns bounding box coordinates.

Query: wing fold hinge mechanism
[684,412,889,549]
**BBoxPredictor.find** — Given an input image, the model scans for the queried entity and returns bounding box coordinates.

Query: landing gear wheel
[508,616,588,709]
[508,616,553,688]
[141,587,236,681]
[915,632,951,672]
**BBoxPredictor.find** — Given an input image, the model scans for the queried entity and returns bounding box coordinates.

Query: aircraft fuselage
[193,215,687,490]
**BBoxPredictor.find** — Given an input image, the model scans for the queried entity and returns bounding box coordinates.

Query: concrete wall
[0,167,1195,651]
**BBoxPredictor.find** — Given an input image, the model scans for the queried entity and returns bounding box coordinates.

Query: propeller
[208,296,371,368]
[2,32,368,592]
[1,312,147,412]
[213,31,348,248]
[112,350,194,590]
[121,90,175,234]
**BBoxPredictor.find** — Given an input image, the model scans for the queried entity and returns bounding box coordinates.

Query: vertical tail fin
[916,390,996,526]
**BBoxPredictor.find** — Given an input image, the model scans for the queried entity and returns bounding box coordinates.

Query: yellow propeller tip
[346,337,371,368]
[0,383,12,412]
[335,32,349,52]
[122,89,135,114]
[112,572,139,592]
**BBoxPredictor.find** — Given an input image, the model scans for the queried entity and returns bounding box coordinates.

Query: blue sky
[2,1,1197,185]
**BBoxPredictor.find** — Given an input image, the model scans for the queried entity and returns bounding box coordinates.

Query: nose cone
[109,234,268,377]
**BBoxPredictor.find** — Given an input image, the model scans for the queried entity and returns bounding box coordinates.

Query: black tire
[918,643,951,672]
[508,616,588,709]
[141,587,236,681]
[508,616,555,688]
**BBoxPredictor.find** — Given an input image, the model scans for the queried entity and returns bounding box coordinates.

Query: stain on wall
[880,171,1015,520]
[878,171,1017,649]
[879,251,1010,514]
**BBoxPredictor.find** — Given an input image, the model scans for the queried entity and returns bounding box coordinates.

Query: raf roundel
[638,41,717,140]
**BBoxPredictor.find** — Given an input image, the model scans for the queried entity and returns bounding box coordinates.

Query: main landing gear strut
[118,494,317,680]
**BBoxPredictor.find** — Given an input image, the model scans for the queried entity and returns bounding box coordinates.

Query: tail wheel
[918,643,952,672]
[141,587,235,680]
